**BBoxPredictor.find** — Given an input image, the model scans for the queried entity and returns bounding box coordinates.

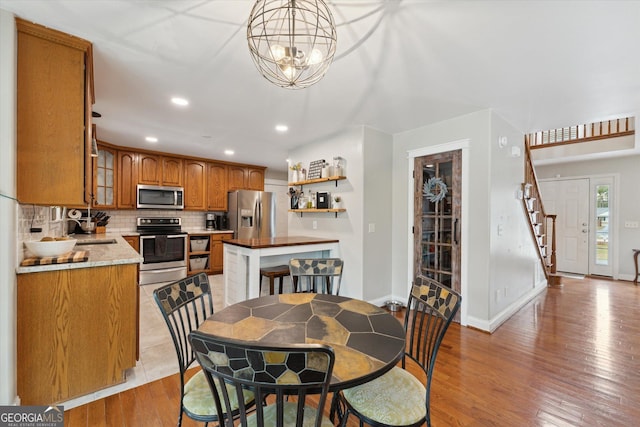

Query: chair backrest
[403,275,461,411]
[153,272,214,375]
[289,258,344,295]
[189,330,335,427]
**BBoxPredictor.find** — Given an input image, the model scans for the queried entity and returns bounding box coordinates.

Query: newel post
[548,214,557,275]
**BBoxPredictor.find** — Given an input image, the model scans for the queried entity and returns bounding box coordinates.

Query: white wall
[0,8,18,405]
[392,110,543,331]
[288,126,395,300]
[535,154,640,281]
[362,127,393,302]
[488,114,546,324]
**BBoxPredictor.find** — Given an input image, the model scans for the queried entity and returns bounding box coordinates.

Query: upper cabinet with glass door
[94,144,116,208]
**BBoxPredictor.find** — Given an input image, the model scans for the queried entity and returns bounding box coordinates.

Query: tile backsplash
[18,206,219,236]
[17,205,222,264]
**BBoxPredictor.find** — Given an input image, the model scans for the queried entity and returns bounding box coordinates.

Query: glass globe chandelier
[247,0,337,89]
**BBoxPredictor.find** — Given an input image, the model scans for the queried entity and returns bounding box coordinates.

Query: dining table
[197,292,406,391]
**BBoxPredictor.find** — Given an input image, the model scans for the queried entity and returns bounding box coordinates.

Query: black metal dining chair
[189,330,336,427]
[289,258,344,295]
[338,275,461,427]
[153,273,254,426]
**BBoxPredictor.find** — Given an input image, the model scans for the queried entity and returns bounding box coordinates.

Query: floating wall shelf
[289,208,346,218]
[288,176,346,189]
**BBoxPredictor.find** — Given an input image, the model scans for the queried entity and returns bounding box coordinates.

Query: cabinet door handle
[454,218,459,245]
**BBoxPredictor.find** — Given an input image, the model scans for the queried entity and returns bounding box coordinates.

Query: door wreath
[423,177,448,203]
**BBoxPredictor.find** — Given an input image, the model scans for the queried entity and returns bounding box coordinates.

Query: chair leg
[269,276,275,295]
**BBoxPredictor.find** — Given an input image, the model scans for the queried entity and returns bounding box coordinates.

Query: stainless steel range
[137,217,187,285]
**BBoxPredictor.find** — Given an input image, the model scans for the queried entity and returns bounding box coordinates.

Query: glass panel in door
[589,176,613,277]
[414,150,461,297]
[595,184,610,266]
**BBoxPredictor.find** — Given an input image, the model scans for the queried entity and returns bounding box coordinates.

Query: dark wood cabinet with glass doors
[414,150,461,296]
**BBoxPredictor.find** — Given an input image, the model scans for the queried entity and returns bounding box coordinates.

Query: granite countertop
[224,235,339,249]
[16,233,143,274]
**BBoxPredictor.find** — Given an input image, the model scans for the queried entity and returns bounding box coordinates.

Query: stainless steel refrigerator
[228,190,276,239]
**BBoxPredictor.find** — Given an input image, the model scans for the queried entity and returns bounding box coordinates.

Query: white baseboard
[467,281,548,333]
[617,273,636,282]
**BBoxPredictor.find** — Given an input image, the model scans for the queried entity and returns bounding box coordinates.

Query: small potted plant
[289,162,302,183]
[333,195,342,209]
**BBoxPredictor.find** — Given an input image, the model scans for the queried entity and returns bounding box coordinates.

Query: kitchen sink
[75,238,117,245]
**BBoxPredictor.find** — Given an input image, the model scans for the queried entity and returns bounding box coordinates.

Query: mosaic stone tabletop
[199,293,406,390]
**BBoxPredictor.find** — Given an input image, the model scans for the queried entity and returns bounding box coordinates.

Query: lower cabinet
[122,235,140,361]
[188,233,233,275]
[17,264,138,405]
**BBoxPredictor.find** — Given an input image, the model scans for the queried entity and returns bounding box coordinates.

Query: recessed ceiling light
[275,124,288,132]
[145,136,158,143]
[224,150,234,155]
[171,97,189,106]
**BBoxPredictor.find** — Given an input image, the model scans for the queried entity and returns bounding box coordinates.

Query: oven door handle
[140,234,186,240]
[140,266,186,274]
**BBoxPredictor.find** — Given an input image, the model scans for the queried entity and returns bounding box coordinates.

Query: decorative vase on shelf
[333,197,342,209]
[290,170,299,183]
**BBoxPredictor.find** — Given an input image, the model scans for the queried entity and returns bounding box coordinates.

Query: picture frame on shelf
[307,159,325,180]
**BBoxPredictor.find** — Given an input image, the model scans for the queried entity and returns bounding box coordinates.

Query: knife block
[95,226,106,234]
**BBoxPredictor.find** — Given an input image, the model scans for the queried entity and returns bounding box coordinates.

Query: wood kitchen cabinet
[207,162,228,211]
[16,19,94,206]
[184,160,207,210]
[94,143,117,209]
[138,153,161,185]
[162,156,183,186]
[122,234,140,361]
[211,233,233,273]
[117,150,138,209]
[97,141,264,211]
[228,165,265,191]
[138,153,183,186]
[247,167,265,190]
[227,165,247,191]
[17,264,138,405]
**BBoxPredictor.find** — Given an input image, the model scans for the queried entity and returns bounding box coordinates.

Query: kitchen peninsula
[223,236,340,305]
[16,235,142,405]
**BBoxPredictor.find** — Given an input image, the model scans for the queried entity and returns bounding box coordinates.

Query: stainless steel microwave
[137,184,184,209]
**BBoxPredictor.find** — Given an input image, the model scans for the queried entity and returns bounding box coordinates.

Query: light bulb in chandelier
[270,45,286,62]
[307,48,323,65]
[281,65,296,80]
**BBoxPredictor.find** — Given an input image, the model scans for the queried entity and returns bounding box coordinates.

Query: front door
[539,179,590,275]
[413,150,462,296]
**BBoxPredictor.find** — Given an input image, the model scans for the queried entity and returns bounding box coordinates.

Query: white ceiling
[2,0,638,173]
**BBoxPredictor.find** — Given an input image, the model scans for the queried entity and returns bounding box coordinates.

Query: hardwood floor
[64,276,640,426]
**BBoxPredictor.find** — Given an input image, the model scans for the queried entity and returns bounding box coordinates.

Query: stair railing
[527,116,635,149]
[523,136,559,285]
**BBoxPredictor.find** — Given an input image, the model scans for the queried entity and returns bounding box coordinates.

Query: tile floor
[60,273,294,410]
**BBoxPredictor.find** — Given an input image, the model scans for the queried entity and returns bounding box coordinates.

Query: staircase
[522,138,562,286]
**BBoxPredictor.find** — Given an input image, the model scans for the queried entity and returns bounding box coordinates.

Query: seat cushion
[342,367,426,425]
[246,402,333,427]
[183,369,254,417]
